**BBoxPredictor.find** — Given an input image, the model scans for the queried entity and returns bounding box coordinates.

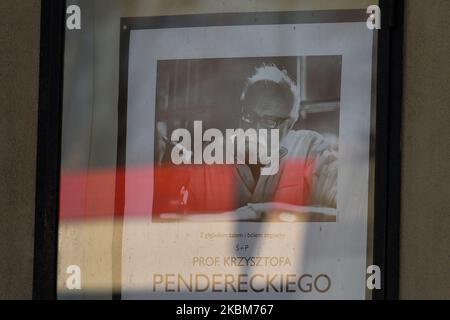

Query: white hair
[240,65,300,121]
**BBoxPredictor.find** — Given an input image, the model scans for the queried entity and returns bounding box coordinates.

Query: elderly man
[228,65,338,221]
[155,65,337,222]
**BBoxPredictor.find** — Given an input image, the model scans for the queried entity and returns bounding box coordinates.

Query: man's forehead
[246,94,292,116]
[243,81,294,114]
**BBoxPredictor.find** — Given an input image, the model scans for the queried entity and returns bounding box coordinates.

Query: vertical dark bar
[385,0,404,300]
[112,20,131,300]
[372,0,390,299]
[33,0,66,300]
[373,0,403,300]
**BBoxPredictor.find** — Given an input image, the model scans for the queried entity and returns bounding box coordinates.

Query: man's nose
[253,120,266,130]
[239,119,253,130]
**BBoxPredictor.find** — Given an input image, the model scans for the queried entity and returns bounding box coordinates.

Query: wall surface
[0,0,449,299]
[400,0,450,299]
[0,0,41,299]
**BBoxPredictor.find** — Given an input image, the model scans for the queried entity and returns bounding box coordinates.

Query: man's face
[238,81,296,165]
[240,81,295,139]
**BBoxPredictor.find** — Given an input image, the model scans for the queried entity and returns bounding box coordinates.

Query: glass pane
[58,0,378,300]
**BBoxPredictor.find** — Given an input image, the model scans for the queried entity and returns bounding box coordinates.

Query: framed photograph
[34,1,403,300]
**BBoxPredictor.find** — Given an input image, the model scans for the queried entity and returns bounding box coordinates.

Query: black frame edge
[34,2,403,301]
[111,20,132,301]
[385,0,403,300]
[373,0,404,300]
[33,0,66,300]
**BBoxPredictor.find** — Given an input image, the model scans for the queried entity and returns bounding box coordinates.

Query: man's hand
[233,205,263,221]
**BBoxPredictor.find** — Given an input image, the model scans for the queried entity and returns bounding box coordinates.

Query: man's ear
[289,104,301,128]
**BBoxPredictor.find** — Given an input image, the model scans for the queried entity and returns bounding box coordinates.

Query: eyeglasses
[240,111,290,129]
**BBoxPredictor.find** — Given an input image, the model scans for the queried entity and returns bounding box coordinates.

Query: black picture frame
[33,0,403,300]
[33,0,66,300]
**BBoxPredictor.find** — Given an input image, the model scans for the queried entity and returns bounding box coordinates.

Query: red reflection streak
[153,165,237,215]
[59,160,313,221]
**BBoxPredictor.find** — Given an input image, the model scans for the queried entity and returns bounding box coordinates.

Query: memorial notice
[119,12,375,299]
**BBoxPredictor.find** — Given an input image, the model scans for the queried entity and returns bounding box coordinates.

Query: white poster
[120,15,375,300]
